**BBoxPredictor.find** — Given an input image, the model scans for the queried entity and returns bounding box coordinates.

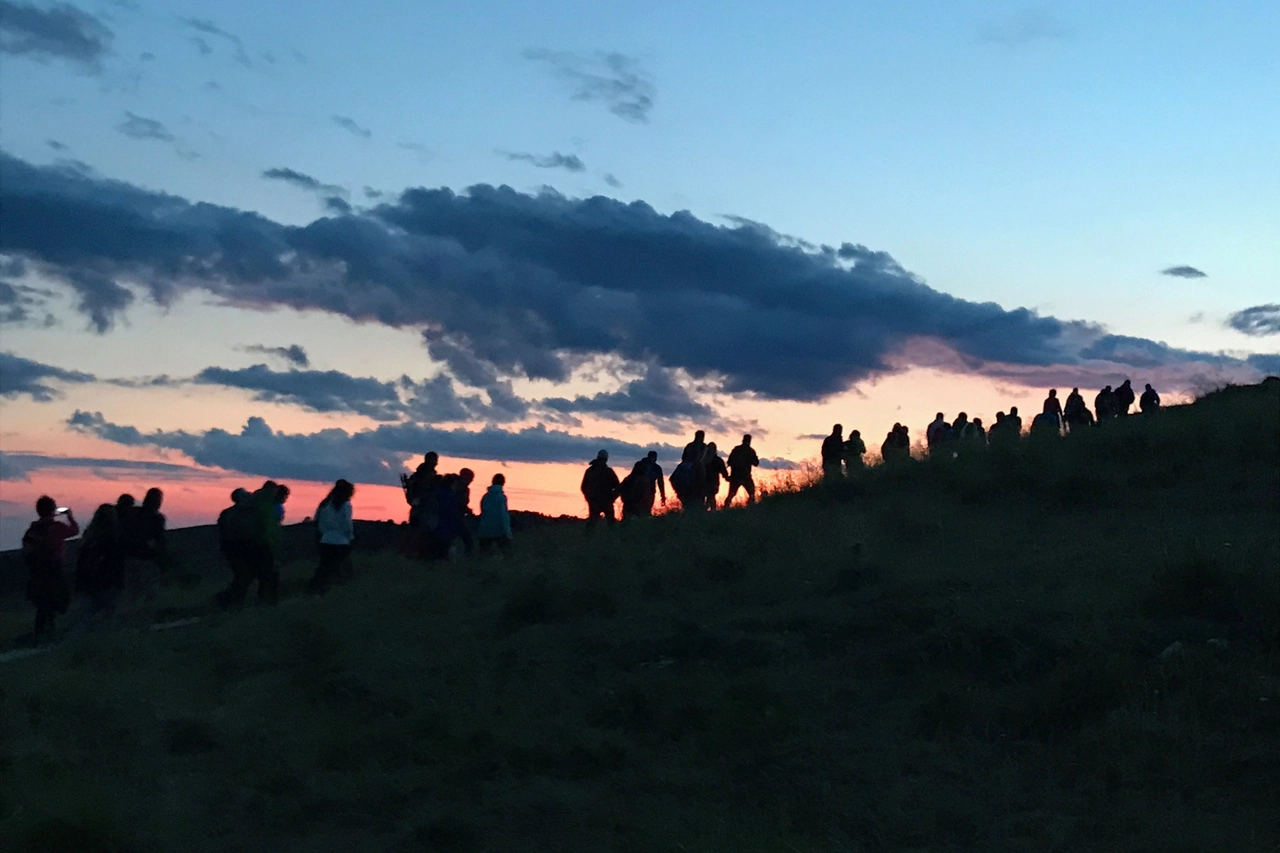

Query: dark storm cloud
[1227,304,1280,337]
[0,0,112,69]
[523,49,655,124]
[1,151,1273,402]
[181,17,250,66]
[261,167,346,197]
[1161,265,1207,279]
[242,343,309,367]
[0,450,197,482]
[501,151,587,172]
[193,364,405,421]
[332,115,372,139]
[69,410,681,485]
[0,351,94,400]
[117,111,174,141]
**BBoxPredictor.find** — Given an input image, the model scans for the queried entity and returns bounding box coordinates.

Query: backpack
[669,460,695,495]
[22,519,62,568]
[218,502,259,546]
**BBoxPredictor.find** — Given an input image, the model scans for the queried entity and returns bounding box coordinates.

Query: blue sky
[1,0,1277,539]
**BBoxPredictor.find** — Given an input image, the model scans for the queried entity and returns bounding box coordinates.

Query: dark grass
[0,380,1277,852]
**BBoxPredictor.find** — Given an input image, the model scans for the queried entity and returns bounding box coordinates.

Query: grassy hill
[1,380,1277,853]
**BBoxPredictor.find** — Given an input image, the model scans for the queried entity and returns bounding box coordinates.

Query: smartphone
[56,507,70,514]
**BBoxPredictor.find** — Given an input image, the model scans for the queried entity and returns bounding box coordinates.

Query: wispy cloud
[1227,304,1280,337]
[117,111,173,141]
[604,173,622,188]
[1161,265,1207,279]
[181,16,249,66]
[261,167,346,198]
[0,0,113,71]
[0,450,199,482]
[523,49,655,124]
[241,343,309,367]
[979,8,1069,48]
[332,115,372,139]
[501,150,586,172]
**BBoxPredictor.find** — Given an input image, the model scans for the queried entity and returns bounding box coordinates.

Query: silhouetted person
[478,473,513,555]
[582,450,620,525]
[681,430,708,506]
[643,451,666,513]
[703,442,729,510]
[75,503,124,619]
[403,452,439,532]
[310,479,355,595]
[1007,406,1023,435]
[1115,379,1135,415]
[821,425,845,480]
[950,412,969,443]
[964,417,987,445]
[121,487,167,567]
[274,484,290,523]
[216,481,282,607]
[1095,385,1117,422]
[1031,410,1061,437]
[22,497,78,638]
[1140,383,1161,414]
[843,429,866,473]
[1063,387,1092,431]
[927,413,950,453]
[1043,389,1063,418]
[620,460,652,520]
[882,423,911,462]
[423,473,467,558]
[454,469,476,552]
[725,434,760,506]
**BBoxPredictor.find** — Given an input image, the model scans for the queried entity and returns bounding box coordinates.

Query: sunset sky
[2,0,1277,547]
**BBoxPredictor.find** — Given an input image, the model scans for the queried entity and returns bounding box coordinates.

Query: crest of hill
[0,379,1276,851]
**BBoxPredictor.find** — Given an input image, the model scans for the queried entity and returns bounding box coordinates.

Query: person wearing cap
[581,449,621,525]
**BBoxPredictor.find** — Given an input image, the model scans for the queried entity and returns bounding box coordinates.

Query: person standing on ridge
[725,434,761,506]
[478,473,514,554]
[926,413,950,454]
[1007,406,1023,436]
[22,497,78,639]
[581,450,621,525]
[843,429,867,474]
[1140,383,1161,414]
[821,425,845,480]
[643,451,666,514]
[1115,379,1136,415]
[620,460,652,520]
[75,503,125,622]
[703,442,729,510]
[682,430,708,507]
[1095,386,1117,422]
[310,479,355,595]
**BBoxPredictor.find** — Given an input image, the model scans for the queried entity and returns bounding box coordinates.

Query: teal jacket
[477,485,512,539]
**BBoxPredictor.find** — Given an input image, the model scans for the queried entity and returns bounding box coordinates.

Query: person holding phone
[21,497,79,639]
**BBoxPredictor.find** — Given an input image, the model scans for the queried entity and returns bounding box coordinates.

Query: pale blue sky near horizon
[2,0,1277,356]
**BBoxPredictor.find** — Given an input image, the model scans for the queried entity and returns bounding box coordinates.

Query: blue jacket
[478,485,512,539]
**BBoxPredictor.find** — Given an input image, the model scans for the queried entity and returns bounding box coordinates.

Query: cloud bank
[0,151,1272,406]
[68,410,683,485]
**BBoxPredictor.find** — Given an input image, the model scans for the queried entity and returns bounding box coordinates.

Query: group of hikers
[18,488,168,638]
[14,379,1164,640]
[399,452,515,560]
[580,431,763,523]
[818,380,1164,478]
